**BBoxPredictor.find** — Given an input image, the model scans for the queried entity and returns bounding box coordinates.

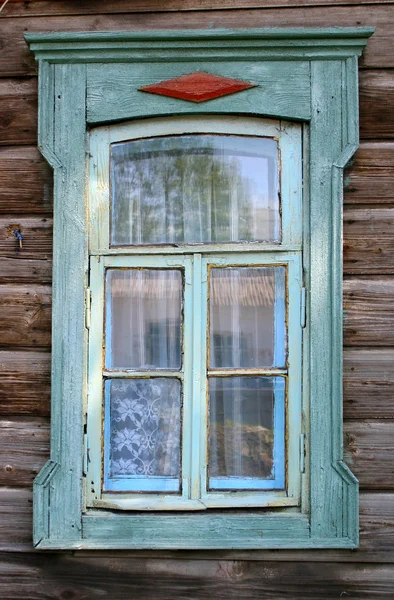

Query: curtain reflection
[210,267,286,368]
[111,135,279,245]
[106,269,182,370]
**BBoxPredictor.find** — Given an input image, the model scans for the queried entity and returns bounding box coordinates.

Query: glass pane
[107,378,181,492]
[209,376,284,490]
[111,135,279,245]
[210,267,286,368]
[106,269,182,370]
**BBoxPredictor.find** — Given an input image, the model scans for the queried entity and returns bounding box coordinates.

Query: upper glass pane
[106,269,182,370]
[209,266,286,368]
[111,135,280,245]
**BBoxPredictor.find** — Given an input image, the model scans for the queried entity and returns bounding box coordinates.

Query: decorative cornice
[25,27,375,63]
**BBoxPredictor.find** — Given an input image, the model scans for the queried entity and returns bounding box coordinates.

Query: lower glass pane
[208,376,285,490]
[106,378,181,493]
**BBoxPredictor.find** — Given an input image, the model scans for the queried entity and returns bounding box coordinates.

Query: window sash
[88,116,302,256]
[86,252,302,510]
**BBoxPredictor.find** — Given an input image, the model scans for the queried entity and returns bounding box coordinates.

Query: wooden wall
[0,1,393,597]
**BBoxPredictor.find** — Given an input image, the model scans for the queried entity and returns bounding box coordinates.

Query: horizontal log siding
[0,1,393,598]
[1,417,393,491]
[0,553,394,598]
[1,488,394,562]
[0,142,392,213]
[3,0,394,18]
[0,7,394,76]
[1,347,392,420]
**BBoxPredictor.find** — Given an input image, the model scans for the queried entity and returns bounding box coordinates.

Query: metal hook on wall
[12,229,23,249]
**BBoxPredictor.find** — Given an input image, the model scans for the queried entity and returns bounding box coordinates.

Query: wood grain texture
[343,207,394,274]
[344,421,394,490]
[0,147,52,214]
[0,488,33,551]
[2,0,394,18]
[0,217,52,258]
[0,418,49,486]
[0,552,394,598]
[1,349,391,421]
[343,349,394,419]
[308,59,358,543]
[0,7,391,77]
[344,142,394,204]
[0,489,394,560]
[3,71,392,144]
[0,79,37,145]
[0,351,50,417]
[343,278,394,346]
[0,349,390,420]
[1,258,52,285]
[1,142,393,214]
[359,70,394,140]
[33,63,87,546]
[87,62,311,125]
[0,284,51,348]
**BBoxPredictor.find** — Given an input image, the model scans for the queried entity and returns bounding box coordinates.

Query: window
[87,117,302,510]
[26,27,374,549]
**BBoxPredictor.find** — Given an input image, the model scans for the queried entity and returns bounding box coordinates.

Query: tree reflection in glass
[209,376,285,489]
[111,135,279,245]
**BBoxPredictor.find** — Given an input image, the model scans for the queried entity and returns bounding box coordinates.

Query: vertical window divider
[86,255,105,508]
[181,255,194,500]
[191,253,204,500]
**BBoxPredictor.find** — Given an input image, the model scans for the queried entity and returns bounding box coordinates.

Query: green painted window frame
[87,115,303,512]
[25,27,374,550]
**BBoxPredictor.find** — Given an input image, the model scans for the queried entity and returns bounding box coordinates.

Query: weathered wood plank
[0,488,393,561]
[0,418,49,486]
[344,142,394,204]
[0,218,52,284]
[1,142,392,215]
[344,420,394,490]
[359,70,394,140]
[0,488,33,551]
[358,492,394,558]
[0,147,52,214]
[343,207,394,274]
[0,351,50,417]
[2,71,393,145]
[0,280,391,349]
[0,284,51,348]
[343,349,394,419]
[2,0,394,19]
[343,278,394,346]
[0,348,390,421]
[0,79,37,145]
[0,215,52,259]
[1,7,394,77]
[0,258,52,284]
[0,416,390,492]
[0,552,394,597]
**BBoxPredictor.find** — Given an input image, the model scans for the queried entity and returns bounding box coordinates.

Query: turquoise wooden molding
[25,27,374,61]
[25,27,374,550]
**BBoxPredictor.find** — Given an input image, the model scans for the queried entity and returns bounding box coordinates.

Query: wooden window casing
[25,27,374,550]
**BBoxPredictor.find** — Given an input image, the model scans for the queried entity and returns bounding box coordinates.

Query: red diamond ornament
[139,72,256,103]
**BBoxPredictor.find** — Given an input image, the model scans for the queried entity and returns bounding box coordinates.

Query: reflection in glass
[108,378,181,490]
[210,267,286,368]
[106,269,182,370]
[111,135,279,245]
[209,376,284,489]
